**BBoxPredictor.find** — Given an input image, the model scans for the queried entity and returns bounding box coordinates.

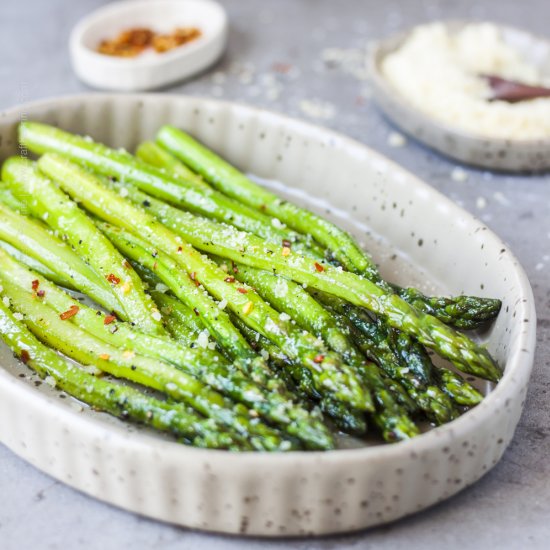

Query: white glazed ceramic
[70,0,227,91]
[0,94,536,536]
[369,21,550,172]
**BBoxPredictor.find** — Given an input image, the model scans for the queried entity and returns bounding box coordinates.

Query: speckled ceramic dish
[368,21,550,172]
[0,94,536,536]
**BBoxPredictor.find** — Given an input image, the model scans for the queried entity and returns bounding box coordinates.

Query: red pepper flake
[106,273,121,285]
[31,280,40,291]
[36,290,46,298]
[20,350,30,364]
[104,314,116,325]
[189,272,200,287]
[224,276,235,283]
[177,246,183,254]
[237,287,248,294]
[193,307,199,316]
[313,354,325,364]
[314,262,324,273]
[60,305,79,320]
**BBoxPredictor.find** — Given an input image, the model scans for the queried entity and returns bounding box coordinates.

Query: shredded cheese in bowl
[381,23,550,140]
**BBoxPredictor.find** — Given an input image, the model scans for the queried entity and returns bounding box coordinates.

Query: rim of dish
[69,0,227,69]
[368,19,550,147]
[0,93,536,463]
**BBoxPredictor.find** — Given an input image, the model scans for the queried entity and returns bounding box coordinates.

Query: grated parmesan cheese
[382,23,550,139]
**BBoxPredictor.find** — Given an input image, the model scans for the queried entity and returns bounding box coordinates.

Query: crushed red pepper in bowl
[97,26,202,58]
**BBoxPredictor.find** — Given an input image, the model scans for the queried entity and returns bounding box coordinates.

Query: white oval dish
[69,0,228,91]
[0,94,536,536]
[368,21,550,172]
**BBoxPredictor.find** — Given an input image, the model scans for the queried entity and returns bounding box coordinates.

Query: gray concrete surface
[0,0,549,548]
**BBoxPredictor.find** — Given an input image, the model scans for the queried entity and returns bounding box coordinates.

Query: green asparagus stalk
[0,187,29,214]
[136,141,210,190]
[18,122,318,254]
[321,292,483,407]
[0,297,248,450]
[156,125,369,272]
[156,125,501,329]
[0,248,334,450]
[36,153,372,412]
[0,202,119,313]
[0,239,71,289]
[150,290,202,346]
[1,158,165,336]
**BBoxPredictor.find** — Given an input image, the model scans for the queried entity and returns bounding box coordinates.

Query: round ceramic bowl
[0,94,536,536]
[69,0,228,91]
[368,21,550,172]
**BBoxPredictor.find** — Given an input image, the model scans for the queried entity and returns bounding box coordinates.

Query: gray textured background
[0,0,549,548]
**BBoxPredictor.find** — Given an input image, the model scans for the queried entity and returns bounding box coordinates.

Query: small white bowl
[368,21,550,172]
[69,0,228,91]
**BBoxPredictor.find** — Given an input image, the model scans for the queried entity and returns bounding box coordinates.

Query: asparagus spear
[91,171,499,381]
[151,290,202,346]
[36,153,372,412]
[18,122,318,254]
[156,125,368,272]
[0,293,248,450]
[156,125,501,329]
[0,202,120,313]
[393,285,502,330]
[0,248,334,450]
[0,239,71,289]
[2,158,165,336]
[321,292,483,408]
[136,141,210,190]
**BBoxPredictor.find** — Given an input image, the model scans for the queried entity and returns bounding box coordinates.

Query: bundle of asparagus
[0,121,502,451]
